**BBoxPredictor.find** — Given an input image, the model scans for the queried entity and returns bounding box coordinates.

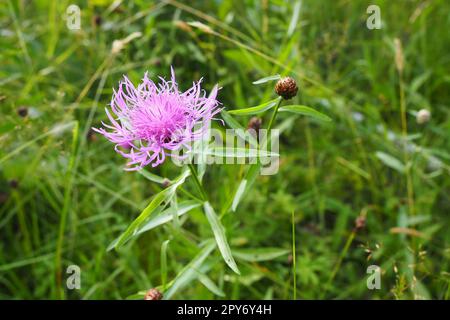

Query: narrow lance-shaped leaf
[160,240,170,289]
[114,189,171,249]
[203,202,240,274]
[252,74,281,85]
[194,270,225,297]
[230,163,260,212]
[110,170,190,250]
[202,147,278,158]
[138,201,201,234]
[231,180,247,212]
[220,110,258,146]
[106,201,201,251]
[228,97,281,116]
[279,105,332,122]
[376,151,405,173]
[164,240,216,299]
[138,169,167,184]
[233,247,290,262]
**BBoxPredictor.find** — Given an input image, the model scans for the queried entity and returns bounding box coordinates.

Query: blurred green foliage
[0,0,449,299]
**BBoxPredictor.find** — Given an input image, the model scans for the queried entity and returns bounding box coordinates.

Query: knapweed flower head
[94,67,221,170]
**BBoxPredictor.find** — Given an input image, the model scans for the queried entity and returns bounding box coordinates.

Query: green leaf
[279,105,332,122]
[203,147,279,158]
[376,151,405,173]
[203,202,240,274]
[287,1,302,36]
[230,163,260,212]
[231,180,247,212]
[220,110,258,146]
[195,270,225,297]
[138,201,201,234]
[252,74,281,85]
[164,240,216,299]
[110,170,190,250]
[233,247,290,262]
[114,189,171,249]
[138,170,167,184]
[228,97,281,116]
[161,240,170,289]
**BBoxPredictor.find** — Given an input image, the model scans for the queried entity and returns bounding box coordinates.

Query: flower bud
[247,117,262,132]
[92,15,102,27]
[144,288,163,300]
[416,109,431,124]
[275,77,298,100]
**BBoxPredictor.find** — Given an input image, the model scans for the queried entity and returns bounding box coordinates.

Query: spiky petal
[94,67,221,170]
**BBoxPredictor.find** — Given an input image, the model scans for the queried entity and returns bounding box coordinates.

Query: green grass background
[0,0,449,299]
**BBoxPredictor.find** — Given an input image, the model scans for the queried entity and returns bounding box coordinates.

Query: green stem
[323,230,356,298]
[292,210,297,300]
[187,163,208,201]
[179,186,204,203]
[267,98,283,133]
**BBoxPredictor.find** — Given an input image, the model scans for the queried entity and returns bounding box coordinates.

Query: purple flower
[94,67,221,170]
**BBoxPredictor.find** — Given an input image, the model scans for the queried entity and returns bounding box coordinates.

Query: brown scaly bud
[275,77,298,100]
[0,192,8,204]
[9,179,19,189]
[87,128,98,142]
[354,215,366,232]
[247,117,262,132]
[92,15,102,27]
[247,117,262,143]
[17,106,28,118]
[161,178,170,188]
[144,288,163,300]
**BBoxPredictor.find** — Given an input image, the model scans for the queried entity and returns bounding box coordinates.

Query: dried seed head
[416,109,431,124]
[17,106,28,118]
[354,215,366,231]
[174,20,193,33]
[275,77,298,100]
[394,38,404,73]
[144,288,163,300]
